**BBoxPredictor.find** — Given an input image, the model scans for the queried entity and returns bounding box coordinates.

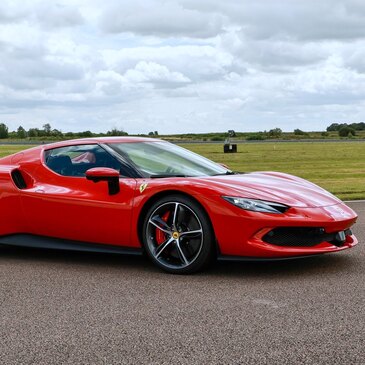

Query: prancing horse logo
[139,183,148,193]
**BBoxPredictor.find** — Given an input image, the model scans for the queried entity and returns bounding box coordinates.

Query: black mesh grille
[262,227,352,247]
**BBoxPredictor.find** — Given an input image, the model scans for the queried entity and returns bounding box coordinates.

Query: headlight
[222,196,289,214]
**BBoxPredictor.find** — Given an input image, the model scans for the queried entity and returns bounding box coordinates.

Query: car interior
[45,146,123,177]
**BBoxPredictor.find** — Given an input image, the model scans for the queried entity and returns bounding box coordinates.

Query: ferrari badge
[139,183,148,193]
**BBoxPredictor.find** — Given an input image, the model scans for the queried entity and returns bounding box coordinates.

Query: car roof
[43,136,162,150]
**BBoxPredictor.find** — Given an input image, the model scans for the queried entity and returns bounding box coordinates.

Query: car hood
[197,172,342,208]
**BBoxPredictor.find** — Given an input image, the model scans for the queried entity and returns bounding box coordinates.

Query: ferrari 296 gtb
[0,137,358,273]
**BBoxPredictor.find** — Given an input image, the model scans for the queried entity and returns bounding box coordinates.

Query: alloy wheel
[146,201,204,270]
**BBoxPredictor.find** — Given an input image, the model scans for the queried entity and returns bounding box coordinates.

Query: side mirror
[86,167,120,195]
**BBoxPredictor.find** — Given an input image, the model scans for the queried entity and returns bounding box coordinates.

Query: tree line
[0,121,363,140]
[326,122,365,137]
[0,123,128,139]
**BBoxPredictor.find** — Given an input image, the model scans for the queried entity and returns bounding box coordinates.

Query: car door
[21,143,138,247]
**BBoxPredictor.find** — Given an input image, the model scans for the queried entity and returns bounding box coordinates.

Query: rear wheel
[142,195,214,274]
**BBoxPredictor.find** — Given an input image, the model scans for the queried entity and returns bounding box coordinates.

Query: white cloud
[1,0,365,133]
[182,0,365,41]
[124,61,190,86]
[0,1,27,23]
[0,1,84,28]
[34,3,84,29]
[101,45,234,84]
[99,0,224,39]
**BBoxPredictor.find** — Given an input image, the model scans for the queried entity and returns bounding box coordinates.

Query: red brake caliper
[156,211,170,245]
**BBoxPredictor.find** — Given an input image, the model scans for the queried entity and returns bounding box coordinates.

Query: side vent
[11,169,27,189]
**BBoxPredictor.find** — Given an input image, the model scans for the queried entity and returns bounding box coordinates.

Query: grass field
[0,142,364,200]
[0,145,36,158]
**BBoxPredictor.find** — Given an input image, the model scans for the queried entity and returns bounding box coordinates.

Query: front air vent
[262,227,351,247]
[263,227,327,246]
[11,169,27,189]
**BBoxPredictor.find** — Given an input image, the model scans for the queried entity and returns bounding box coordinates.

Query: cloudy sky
[1,0,365,134]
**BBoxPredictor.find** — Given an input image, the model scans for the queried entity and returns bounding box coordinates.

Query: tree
[327,123,341,131]
[43,123,51,136]
[154,131,159,136]
[327,122,365,131]
[51,129,63,137]
[78,131,93,137]
[294,129,305,135]
[107,128,128,136]
[268,128,282,138]
[339,126,356,137]
[17,126,27,138]
[0,123,9,139]
[350,122,365,130]
[28,128,39,137]
[148,131,155,136]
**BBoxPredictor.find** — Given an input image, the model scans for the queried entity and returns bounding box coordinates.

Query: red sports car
[0,137,358,273]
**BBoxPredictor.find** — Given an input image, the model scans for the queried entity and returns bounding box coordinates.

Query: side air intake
[11,169,27,189]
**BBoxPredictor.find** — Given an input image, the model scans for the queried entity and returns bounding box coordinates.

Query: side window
[45,144,122,177]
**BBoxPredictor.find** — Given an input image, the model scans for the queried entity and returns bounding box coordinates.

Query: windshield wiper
[212,171,239,176]
[150,174,188,178]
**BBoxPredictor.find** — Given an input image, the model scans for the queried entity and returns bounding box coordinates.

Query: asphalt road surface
[0,202,364,365]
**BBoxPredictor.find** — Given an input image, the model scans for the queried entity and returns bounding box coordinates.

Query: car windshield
[108,141,230,177]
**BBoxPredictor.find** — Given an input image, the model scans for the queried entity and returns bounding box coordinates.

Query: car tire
[142,194,214,274]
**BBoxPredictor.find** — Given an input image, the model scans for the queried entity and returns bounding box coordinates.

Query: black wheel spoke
[180,229,203,239]
[175,240,189,266]
[149,216,171,234]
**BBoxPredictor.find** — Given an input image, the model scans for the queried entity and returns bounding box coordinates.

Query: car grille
[262,227,352,247]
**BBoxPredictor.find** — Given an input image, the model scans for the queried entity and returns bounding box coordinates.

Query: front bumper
[209,201,359,257]
[246,227,358,258]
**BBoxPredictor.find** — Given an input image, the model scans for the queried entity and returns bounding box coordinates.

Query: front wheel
[142,195,214,274]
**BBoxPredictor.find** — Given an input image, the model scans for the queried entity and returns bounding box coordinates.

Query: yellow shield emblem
[139,183,148,193]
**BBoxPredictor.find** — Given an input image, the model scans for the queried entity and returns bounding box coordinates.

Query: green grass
[1,142,364,200]
[0,145,37,158]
